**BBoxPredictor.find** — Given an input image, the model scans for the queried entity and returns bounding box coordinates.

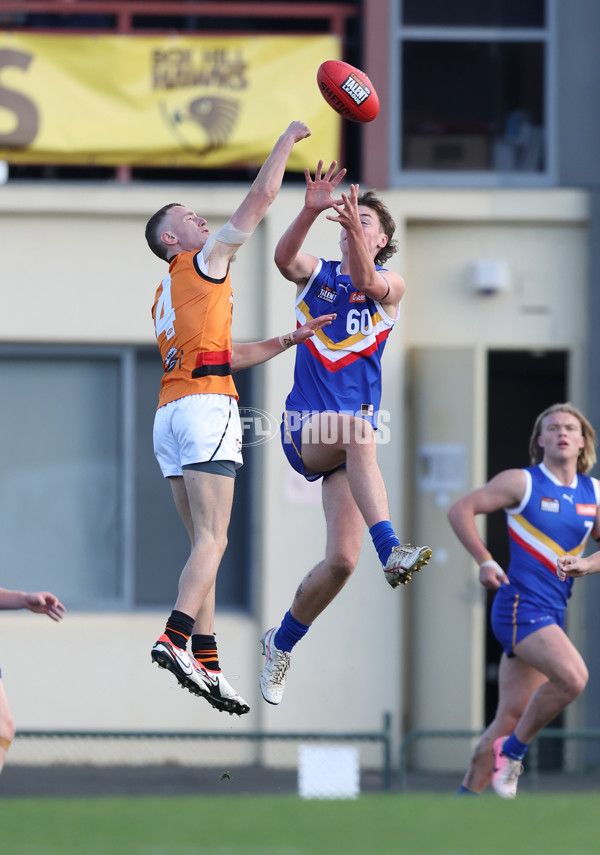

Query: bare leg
[259,470,364,706]
[290,468,364,625]
[169,475,218,634]
[461,653,546,792]
[511,623,588,742]
[169,470,234,619]
[301,413,391,528]
[167,471,249,714]
[461,624,587,792]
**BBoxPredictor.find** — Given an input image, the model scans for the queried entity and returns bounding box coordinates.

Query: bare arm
[447,468,527,590]
[557,552,600,580]
[231,121,311,234]
[327,184,405,310]
[0,588,65,622]
[205,121,311,277]
[231,313,336,372]
[274,160,347,286]
[557,496,600,580]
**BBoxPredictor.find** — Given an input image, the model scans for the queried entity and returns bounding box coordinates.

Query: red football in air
[317,60,379,123]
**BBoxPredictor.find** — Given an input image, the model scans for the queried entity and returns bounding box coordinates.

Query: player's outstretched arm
[275,160,346,286]
[231,313,336,372]
[204,122,311,278]
[327,183,405,307]
[230,121,311,236]
[0,588,65,621]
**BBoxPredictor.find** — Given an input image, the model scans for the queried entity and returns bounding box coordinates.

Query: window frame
[0,343,132,609]
[0,342,255,612]
[389,0,557,187]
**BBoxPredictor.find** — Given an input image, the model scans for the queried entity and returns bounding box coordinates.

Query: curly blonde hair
[529,403,597,474]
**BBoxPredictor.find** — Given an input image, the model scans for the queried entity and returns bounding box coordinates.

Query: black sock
[164,610,194,649]
[191,633,221,671]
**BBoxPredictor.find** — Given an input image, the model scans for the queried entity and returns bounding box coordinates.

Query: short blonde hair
[529,403,597,474]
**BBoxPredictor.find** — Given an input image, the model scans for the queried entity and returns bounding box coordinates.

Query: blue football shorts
[491,585,566,658]
[280,410,346,482]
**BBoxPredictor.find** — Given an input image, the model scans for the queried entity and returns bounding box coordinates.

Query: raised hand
[325,182,360,230]
[286,121,312,143]
[304,160,347,214]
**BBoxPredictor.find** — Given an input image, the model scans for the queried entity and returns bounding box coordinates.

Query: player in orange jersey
[0,587,65,775]
[145,121,335,716]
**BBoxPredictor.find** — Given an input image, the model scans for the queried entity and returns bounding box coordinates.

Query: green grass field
[0,792,597,855]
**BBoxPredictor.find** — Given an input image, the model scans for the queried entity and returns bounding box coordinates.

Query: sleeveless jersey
[151,250,238,408]
[285,259,397,428]
[505,463,600,609]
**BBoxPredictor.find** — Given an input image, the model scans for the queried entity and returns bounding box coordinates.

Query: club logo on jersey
[350,292,366,303]
[361,403,374,417]
[540,497,560,513]
[576,503,597,516]
[317,286,336,304]
[164,346,180,372]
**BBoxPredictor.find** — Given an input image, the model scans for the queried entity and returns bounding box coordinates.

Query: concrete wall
[0,183,591,772]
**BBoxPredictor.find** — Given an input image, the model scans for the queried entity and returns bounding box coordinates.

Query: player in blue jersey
[448,403,600,798]
[259,161,431,705]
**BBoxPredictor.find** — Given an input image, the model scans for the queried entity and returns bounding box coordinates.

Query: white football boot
[383,544,432,588]
[260,627,291,705]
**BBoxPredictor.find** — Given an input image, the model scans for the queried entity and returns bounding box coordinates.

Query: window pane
[134,348,253,610]
[402,0,545,28]
[402,41,545,172]
[0,355,121,608]
[133,349,190,608]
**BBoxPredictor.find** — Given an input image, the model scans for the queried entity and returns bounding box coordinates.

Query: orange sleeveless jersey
[151,251,238,408]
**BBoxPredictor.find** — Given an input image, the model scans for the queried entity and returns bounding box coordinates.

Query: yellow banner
[0,33,341,168]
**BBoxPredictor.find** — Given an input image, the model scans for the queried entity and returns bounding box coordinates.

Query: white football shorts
[153,393,243,478]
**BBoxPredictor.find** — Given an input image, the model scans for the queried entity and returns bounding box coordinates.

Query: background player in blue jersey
[448,403,600,798]
[259,160,431,705]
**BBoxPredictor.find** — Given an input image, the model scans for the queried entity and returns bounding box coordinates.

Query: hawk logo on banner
[160,96,240,153]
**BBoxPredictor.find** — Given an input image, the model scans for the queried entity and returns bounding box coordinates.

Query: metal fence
[8,712,393,797]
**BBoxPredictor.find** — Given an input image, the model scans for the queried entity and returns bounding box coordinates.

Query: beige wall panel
[0,186,268,344]
[406,347,486,771]
[1,613,259,757]
[403,222,588,350]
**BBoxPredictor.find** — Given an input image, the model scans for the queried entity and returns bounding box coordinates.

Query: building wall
[0,184,590,771]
